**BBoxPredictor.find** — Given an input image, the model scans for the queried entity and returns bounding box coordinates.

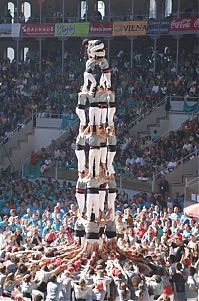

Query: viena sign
[113,21,147,36]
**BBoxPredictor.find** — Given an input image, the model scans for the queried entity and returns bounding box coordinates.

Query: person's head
[82,39,89,48]
[6,273,15,281]
[173,206,179,213]
[169,255,176,264]
[190,234,196,241]
[23,273,31,282]
[48,274,57,283]
[153,275,162,283]
[41,264,49,272]
[90,212,95,222]
[120,281,128,291]
[176,262,182,272]
[34,295,43,301]
[190,266,196,276]
[79,278,86,287]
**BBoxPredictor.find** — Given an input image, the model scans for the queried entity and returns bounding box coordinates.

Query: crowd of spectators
[115,116,199,180]
[35,115,199,180]
[0,8,107,24]
[0,177,198,300]
[0,3,198,24]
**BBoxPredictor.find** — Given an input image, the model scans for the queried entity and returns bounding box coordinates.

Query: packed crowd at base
[0,177,198,301]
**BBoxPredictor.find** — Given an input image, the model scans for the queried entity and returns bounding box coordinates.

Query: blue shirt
[23,213,32,220]
[0,221,6,229]
[1,207,10,215]
[51,222,62,232]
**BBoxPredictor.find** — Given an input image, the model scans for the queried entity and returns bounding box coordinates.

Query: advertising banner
[170,17,199,33]
[89,22,112,36]
[183,100,199,113]
[55,22,89,37]
[21,23,55,37]
[0,24,21,37]
[147,20,170,35]
[113,21,147,36]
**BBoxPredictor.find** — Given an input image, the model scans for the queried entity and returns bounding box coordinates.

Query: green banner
[183,101,199,113]
[55,22,89,37]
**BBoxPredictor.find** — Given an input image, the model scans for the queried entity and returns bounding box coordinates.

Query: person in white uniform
[76,176,87,215]
[95,92,108,128]
[75,132,86,175]
[107,92,116,127]
[88,131,101,179]
[82,58,97,95]
[107,176,116,221]
[76,93,88,131]
[85,177,100,219]
[98,163,108,212]
[85,125,105,178]
[106,126,117,176]
[98,57,112,90]
[82,39,105,60]
[88,96,101,134]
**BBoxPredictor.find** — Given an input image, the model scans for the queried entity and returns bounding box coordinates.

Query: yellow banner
[113,21,147,36]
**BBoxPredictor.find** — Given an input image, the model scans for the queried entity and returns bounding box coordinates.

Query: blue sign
[147,20,170,35]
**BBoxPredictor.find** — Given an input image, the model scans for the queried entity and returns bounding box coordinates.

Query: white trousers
[108,192,116,220]
[99,190,106,212]
[89,107,101,125]
[82,72,96,93]
[74,235,85,246]
[76,107,86,126]
[89,148,101,177]
[108,107,116,126]
[100,147,107,164]
[107,151,116,174]
[100,108,107,124]
[87,193,99,219]
[100,72,111,89]
[75,149,86,172]
[76,192,85,214]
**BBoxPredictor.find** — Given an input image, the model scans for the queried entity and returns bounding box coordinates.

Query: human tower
[75,39,117,222]
[52,40,150,274]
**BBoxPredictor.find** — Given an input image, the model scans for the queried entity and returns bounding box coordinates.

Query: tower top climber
[82,39,105,60]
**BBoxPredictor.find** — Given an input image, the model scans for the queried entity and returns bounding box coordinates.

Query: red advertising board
[89,22,112,36]
[170,17,199,32]
[21,23,55,37]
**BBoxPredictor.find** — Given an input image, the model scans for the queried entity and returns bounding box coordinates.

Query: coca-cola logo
[171,18,191,29]
[194,18,199,28]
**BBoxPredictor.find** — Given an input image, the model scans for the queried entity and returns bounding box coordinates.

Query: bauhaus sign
[113,21,147,36]
[21,23,55,37]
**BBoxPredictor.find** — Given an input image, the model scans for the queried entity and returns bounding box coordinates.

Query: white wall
[36,117,62,128]
[170,101,197,111]
[33,128,66,151]
[168,112,195,132]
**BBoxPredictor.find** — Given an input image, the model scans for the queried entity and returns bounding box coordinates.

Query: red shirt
[135,227,146,239]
